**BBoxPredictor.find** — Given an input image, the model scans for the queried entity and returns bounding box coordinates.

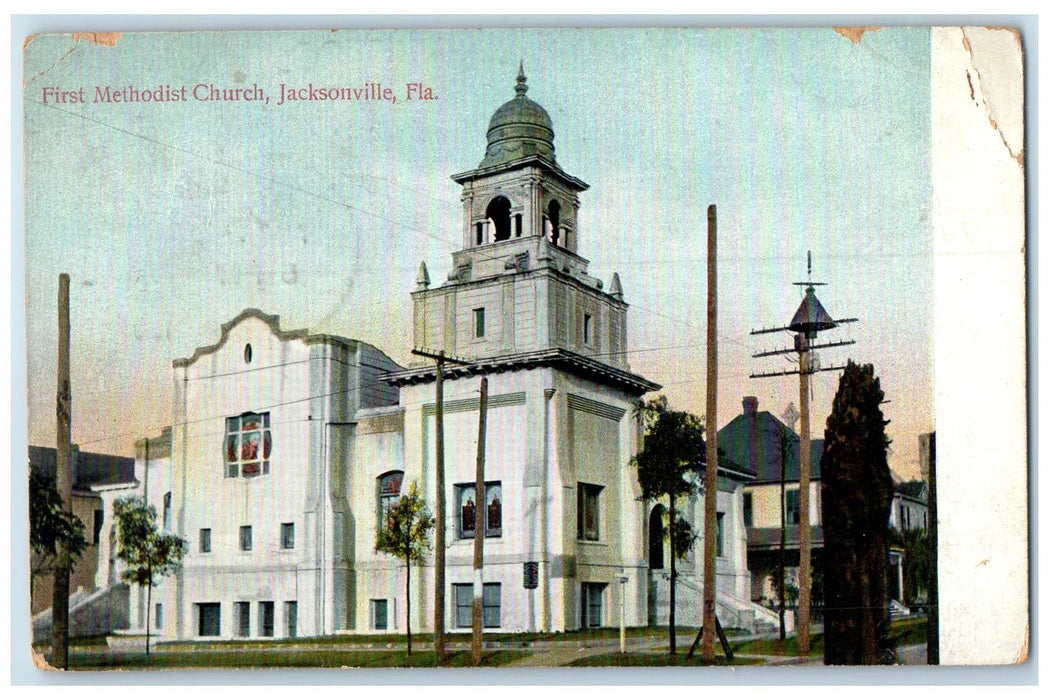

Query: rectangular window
[371,599,389,630]
[453,583,501,628]
[716,512,725,557]
[197,603,221,637]
[162,492,172,531]
[235,601,250,637]
[259,601,274,637]
[577,483,602,541]
[456,482,502,538]
[581,583,605,628]
[199,528,212,553]
[473,308,486,338]
[285,601,298,639]
[225,412,271,478]
[155,603,164,630]
[281,522,295,549]
[240,525,253,551]
[475,222,484,245]
[483,583,501,628]
[786,488,801,526]
[93,509,104,545]
[743,493,753,527]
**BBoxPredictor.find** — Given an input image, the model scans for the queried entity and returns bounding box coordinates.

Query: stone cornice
[451,154,589,191]
[384,347,660,396]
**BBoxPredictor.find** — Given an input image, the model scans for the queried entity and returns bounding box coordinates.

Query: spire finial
[515,61,528,96]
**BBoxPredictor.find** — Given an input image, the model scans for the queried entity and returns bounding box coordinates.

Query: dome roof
[478,64,556,169]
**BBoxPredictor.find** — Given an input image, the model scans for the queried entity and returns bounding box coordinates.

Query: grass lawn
[733,634,824,657]
[570,652,763,667]
[889,618,928,647]
[53,648,529,670]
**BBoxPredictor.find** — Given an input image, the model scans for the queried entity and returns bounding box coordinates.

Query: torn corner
[32,647,59,671]
[834,27,882,44]
[1013,623,1030,664]
[72,32,121,47]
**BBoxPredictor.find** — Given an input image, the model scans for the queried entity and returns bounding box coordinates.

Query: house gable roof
[718,409,824,484]
[28,445,136,491]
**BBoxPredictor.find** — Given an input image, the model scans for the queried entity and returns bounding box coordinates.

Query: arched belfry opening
[486,196,513,242]
[547,199,562,245]
[649,504,666,570]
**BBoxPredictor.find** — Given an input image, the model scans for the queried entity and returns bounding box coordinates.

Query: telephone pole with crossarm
[750,252,856,657]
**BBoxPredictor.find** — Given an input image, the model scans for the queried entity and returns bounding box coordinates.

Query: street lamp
[619,571,629,654]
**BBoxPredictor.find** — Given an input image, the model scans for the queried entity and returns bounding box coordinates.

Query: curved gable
[173,308,309,368]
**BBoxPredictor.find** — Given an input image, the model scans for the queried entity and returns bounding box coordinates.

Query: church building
[111,67,767,641]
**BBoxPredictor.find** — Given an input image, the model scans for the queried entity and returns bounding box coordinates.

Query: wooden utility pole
[472,377,488,666]
[701,204,719,660]
[797,335,812,654]
[750,253,857,659]
[411,347,471,665]
[52,273,72,669]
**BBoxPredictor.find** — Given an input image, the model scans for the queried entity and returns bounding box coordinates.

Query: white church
[99,68,777,641]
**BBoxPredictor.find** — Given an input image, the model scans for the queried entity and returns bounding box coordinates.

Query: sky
[21,27,933,480]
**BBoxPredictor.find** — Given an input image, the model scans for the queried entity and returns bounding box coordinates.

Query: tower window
[548,199,561,246]
[162,492,172,531]
[486,196,512,241]
[473,308,486,338]
[240,525,253,551]
[475,222,484,246]
[583,314,593,345]
[514,213,522,237]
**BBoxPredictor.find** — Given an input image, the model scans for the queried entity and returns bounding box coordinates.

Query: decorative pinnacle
[515,61,528,96]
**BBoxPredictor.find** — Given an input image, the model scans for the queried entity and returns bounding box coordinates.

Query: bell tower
[453,63,588,254]
[409,65,648,387]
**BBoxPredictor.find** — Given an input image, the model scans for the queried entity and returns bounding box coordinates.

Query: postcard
[19,25,1026,671]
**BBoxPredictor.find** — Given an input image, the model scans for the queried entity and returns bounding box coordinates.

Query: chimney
[743,396,758,416]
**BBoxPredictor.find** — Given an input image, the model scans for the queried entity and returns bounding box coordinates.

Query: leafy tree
[29,472,88,606]
[113,496,187,655]
[891,527,932,606]
[820,361,894,665]
[632,396,704,654]
[375,481,434,656]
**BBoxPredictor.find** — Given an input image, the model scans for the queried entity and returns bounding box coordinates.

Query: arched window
[486,196,512,241]
[649,505,665,570]
[377,471,404,530]
[163,492,172,532]
[548,199,561,245]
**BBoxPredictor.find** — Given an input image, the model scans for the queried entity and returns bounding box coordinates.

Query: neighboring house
[890,480,929,533]
[720,396,931,616]
[717,397,825,609]
[101,68,768,641]
[28,445,135,615]
[887,479,930,605]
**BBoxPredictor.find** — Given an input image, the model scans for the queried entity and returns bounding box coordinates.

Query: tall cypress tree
[821,361,894,665]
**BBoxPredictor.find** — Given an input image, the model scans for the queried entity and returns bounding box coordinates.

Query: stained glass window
[456,482,501,538]
[224,413,271,478]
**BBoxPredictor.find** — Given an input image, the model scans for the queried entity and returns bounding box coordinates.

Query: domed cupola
[479,63,556,169]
